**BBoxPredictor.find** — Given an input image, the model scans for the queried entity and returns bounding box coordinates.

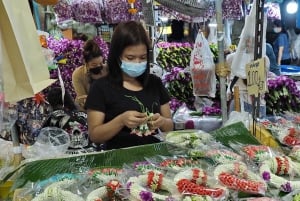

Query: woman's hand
[147,113,166,131]
[120,111,148,129]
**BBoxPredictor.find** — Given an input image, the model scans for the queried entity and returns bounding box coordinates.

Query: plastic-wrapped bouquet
[265,75,300,115]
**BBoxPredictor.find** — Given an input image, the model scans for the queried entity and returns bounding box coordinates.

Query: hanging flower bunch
[265,75,300,115]
[156,42,193,71]
[93,36,109,61]
[162,67,195,111]
[127,0,138,15]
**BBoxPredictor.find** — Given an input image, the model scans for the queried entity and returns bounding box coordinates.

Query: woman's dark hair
[273,19,288,36]
[273,19,283,28]
[107,21,151,88]
[47,87,78,111]
[83,40,103,63]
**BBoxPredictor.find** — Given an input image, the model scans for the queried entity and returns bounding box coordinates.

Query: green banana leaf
[210,121,261,148]
[6,142,173,190]
[5,122,260,190]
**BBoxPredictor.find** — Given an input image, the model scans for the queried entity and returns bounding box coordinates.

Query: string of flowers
[127,0,138,15]
[260,156,300,192]
[214,162,267,195]
[125,95,155,136]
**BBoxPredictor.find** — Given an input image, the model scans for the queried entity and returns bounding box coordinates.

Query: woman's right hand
[120,111,147,129]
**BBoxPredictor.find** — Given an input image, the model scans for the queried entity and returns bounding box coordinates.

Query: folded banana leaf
[210,121,261,148]
[5,142,173,190]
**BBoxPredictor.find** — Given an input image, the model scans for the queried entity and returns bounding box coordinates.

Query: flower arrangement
[265,75,300,115]
[162,67,194,111]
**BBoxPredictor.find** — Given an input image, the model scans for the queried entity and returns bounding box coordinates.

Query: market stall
[1,0,300,200]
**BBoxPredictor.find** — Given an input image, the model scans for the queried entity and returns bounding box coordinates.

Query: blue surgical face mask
[120,60,147,77]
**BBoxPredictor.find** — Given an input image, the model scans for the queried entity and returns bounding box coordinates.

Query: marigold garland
[127,0,138,14]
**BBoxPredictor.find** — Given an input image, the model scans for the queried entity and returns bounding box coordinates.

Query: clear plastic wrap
[22,127,70,159]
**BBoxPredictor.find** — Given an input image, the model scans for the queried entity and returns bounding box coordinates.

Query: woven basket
[155,0,210,16]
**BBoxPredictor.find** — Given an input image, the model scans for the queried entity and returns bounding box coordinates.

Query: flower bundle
[156,42,193,71]
[265,75,300,115]
[71,0,103,24]
[162,67,194,111]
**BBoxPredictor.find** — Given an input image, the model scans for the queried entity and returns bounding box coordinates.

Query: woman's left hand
[147,113,166,130]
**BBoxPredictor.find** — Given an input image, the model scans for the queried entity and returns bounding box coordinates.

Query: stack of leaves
[156,42,193,71]
[162,67,194,111]
[265,75,300,115]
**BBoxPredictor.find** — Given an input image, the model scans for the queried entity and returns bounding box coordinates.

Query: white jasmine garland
[86,186,107,201]
[31,179,84,201]
[127,171,179,201]
[259,156,300,192]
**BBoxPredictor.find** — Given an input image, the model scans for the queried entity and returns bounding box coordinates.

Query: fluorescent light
[287,0,298,14]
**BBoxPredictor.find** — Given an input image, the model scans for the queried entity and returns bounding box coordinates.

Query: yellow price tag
[246,58,266,97]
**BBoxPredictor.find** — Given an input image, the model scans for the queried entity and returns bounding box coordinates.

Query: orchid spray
[125,95,157,136]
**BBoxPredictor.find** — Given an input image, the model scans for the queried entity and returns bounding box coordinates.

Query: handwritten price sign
[246,58,266,97]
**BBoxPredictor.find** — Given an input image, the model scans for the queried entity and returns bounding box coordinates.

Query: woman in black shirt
[85,21,174,150]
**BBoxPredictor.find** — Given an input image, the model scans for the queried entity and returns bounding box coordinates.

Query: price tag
[246,58,266,97]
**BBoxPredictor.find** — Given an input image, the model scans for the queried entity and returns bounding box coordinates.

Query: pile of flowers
[265,75,300,115]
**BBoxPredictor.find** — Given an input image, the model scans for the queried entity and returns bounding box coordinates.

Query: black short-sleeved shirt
[85,74,170,150]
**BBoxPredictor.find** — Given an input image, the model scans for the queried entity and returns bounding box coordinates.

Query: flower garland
[125,95,155,136]
[159,158,201,171]
[165,130,213,149]
[259,156,300,192]
[88,168,123,183]
[289,146,300,162]
[126,171,178,201]
[86,179,121,201]
[174,168,227,199]
[242,145,272,163]
[32,179,84,201]
[214,162,267,195]
[205,149,243,164]
[127,0,138,14]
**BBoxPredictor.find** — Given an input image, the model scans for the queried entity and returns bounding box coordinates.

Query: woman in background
[72,39,107,110]
[272,19,291,65]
